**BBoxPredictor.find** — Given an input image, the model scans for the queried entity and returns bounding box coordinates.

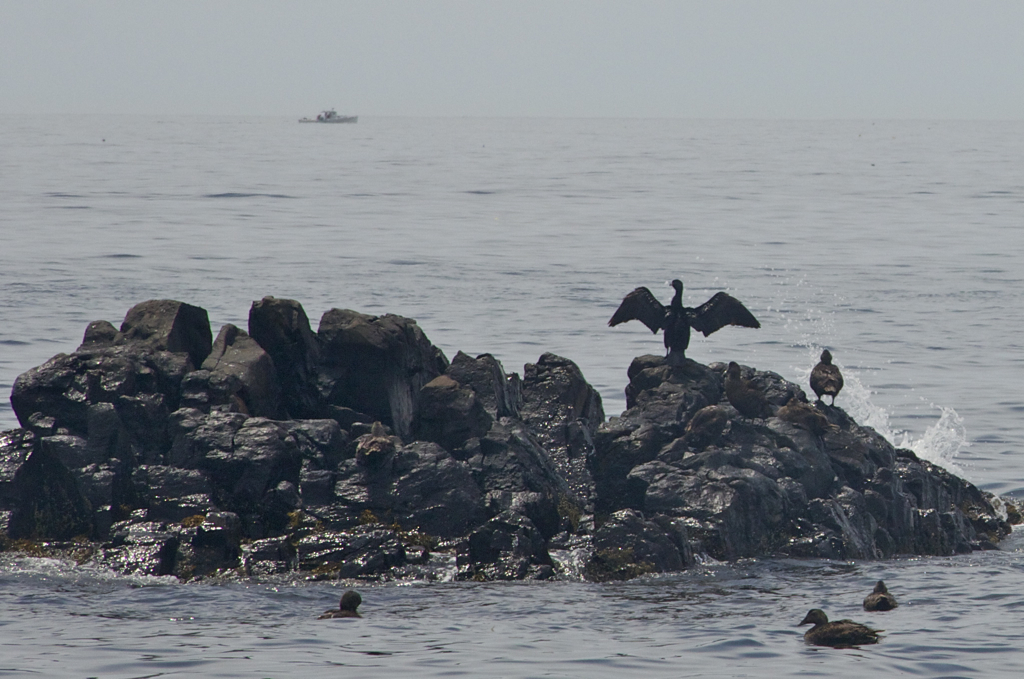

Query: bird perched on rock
[724,362,773,419]
[355,421,396,467]
[798,609,881,647]
[608,279,759,364]
[863,580,898,612]
[776,396,830,437]
[319,590,363,619]
[681,404,731,451]
[810,350,844,405]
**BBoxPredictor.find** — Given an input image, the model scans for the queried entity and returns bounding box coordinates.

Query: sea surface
[1,115,1023,677]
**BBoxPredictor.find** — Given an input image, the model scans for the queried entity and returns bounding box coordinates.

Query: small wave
[203,193,298,199]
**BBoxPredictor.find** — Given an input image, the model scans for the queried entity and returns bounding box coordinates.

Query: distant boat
[299,109,357,124]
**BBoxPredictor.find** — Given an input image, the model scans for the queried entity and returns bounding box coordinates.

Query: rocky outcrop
[594,356,1014,562]
[0,300,1017,583]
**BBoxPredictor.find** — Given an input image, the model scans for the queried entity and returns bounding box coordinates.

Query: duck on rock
[609,279,759,364]
[810,349,844,405]
[724,361,773,419]
[798,609,881,647]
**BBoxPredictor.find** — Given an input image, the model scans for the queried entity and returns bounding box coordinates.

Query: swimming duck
[798,608,881,647]
[609,279,759,364]
[724,362,773,419]
[810,350,843,405]
[319,590,363,619]
[863,580,898,612]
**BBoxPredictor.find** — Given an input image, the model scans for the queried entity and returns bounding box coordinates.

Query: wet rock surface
[1,301,1018,582]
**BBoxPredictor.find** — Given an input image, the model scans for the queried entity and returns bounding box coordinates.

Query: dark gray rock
[241,536,297,576]
[519,353,604,509]
[457,511,549,581]
[11,342,189,469]
[414,375,493,453]
[198,417,302,536]
[173,515,243,580]
[446,351,521,419]
[131,465,215,522]
[296,527,407,578]
[117,299,213,370]
[7,442,93,541]
[0,429,34,510]
[93,520,181,577]
[316,308,449,439]
[248,296,325,420]
[590,354,1012,565]
[390,441,485,537]
[585,509,688,581]
[200,324,284,419]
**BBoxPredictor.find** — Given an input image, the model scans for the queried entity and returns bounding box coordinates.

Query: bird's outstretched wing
[608,287,667,333]
[688,292,760,336]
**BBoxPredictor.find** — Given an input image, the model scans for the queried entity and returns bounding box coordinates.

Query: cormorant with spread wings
[608,279,760,363]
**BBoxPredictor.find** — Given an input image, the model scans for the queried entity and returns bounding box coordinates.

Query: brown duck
[319,590,363,619]
[863,580,898,612]
[810,350,843,405]
[725,362,773,419]
[681,404,731,451]
[799,609,881,647]
[776,396,830,437]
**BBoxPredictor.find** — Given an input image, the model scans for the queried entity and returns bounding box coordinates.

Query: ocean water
[1,115,1023,677]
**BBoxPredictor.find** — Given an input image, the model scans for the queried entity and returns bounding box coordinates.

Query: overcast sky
[2,0,1022,118]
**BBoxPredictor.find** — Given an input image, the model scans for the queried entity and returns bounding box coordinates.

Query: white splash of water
[898,405,969,477]
[789,346,969,477]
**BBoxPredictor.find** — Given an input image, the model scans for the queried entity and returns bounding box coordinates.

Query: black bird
[725,361,773,419]
[319,590,363,619]
[863,580,898,612]
[810,349,844,405]
[608,280,760,364]
[799,609,881,648]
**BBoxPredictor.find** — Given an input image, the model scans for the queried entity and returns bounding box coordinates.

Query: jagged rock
[414,375,492,452]
[248,296,325,419]
[241,536,296,576]
[445,351,520,419]
[92,520,180,577]
[285,419,348,471]
[131,465,215,522]
[390,441,485,537]
[7,442,93,541]
[11,345,189,451]
[585,509,689,581]
[199,324,284,418]
[80,320,119,349]
[457,511,550,580]
[0,429,34,510]
[197,417,302,537]
[116,300,212,370]
[2,299,1014,584]
[316,308,449,439]
[173,512,243,579]
[296,527,407,578]
[519,353,603,509]
[465,419,570,538]
[591,354,1011,565]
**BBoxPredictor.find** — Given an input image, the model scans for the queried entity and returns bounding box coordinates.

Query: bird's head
[799,609,828,626]
[821,349,833,364]
[340,590,362,611]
